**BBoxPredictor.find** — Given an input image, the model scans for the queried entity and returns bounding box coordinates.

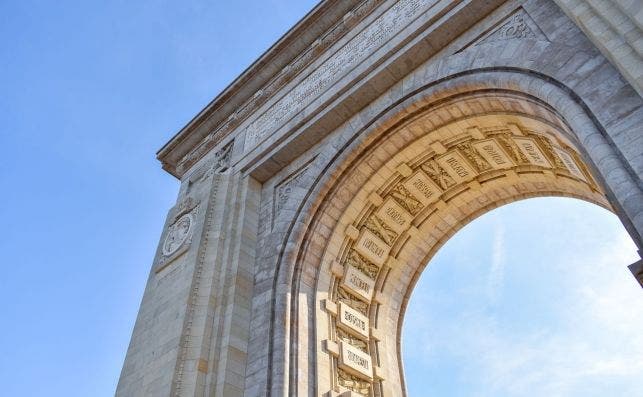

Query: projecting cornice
[157,0,370,178]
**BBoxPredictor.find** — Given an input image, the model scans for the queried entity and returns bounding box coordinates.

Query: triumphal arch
[117,0,643,395]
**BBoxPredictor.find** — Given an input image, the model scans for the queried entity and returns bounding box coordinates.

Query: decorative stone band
[243,0,432,151]
[327,128,597,395]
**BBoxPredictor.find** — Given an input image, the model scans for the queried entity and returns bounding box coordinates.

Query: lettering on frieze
[553,148,586,180]
[338,302,370,339]
[354,229,390,267]
[341,264,376,302]
[403,170,442,205]
[375,198,412,234]
[437,151,477,183]
[513,137,551,167]
[472,139,514,169]
[339,341,373,380]
[244,0,429,150]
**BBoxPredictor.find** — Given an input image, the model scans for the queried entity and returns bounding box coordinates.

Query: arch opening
[401,197,642,396]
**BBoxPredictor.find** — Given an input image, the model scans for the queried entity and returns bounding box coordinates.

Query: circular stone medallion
[162,213,193,256]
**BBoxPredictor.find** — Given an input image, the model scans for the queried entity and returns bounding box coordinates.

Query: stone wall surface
[117,0,642,396]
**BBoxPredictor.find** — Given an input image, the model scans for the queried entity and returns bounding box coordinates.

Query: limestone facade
[117,0,643,396]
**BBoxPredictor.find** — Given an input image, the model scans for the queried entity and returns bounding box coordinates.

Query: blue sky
[403,199,642,396]
[0,1,640,397]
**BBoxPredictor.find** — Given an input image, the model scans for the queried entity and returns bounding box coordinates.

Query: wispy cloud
[487,222,505,302]
[403,202,643,397]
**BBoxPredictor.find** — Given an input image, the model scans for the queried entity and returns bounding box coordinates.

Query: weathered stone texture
[117,0,642,396]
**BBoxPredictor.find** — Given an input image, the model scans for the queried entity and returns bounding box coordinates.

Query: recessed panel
[341,264,375,302]
[375,198,413,234]
[338,341,373,380]
[472,139,514,169]
[354,229,390,267]
[513,137,551,167]
[338,302,370,339]
[554,147,586,181]
[437,150,477,183]
[403,170,442,205]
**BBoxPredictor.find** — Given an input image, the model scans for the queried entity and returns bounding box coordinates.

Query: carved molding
[244,0,428,151]
[173,0,382,174]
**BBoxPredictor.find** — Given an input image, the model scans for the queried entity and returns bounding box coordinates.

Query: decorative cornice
[158,0,378,178]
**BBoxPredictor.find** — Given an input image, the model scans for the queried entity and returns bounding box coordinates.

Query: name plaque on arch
[338,341,373,380]
[354,229,390,267]
[338,302,370,339]
[554,147,586,181]
[513,137,551,167]
[403,170,442,205]
[437,151,476,183]
[472,139,514,169]
[341,264,375,302]
[375,198,412,234]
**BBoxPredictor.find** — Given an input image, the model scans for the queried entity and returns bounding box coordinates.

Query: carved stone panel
[402,170,443,204]
[472,139,515,169]
[554,147,586,180]
[375,198,413,235]
[513,137,552,167]
[437,150,477,183]
[354,229,391,267]
[338,341,373,380]
[341,264,376,302]
[337,302,370,339]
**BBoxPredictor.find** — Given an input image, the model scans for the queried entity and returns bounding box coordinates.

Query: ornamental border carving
[323,124,598,395]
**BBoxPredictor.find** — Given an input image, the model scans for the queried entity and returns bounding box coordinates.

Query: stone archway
[267,60,641,395]
[116,1,642,396]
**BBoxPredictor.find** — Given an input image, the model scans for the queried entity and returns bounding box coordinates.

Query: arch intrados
[303,111,608,394]
[266,66,629,396]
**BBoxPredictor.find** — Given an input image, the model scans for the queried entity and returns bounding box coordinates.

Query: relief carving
[273,161,314,225]
[389,183,424,215]
[475,8,547,46]
[345,250,379,279]
[496,133,529,164]
[162,213,193,257]
[364,215,398,246]
[244,0,429,150]
[337,328,368,351]
[530,135,566,169]
[457,141,492,172]
[338,368,371,395]
[338,287,369,316]
[420,160,456,190]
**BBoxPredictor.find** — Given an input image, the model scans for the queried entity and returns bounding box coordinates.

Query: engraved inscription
[354,229,390,267]
[403,171,442,204]
[338,302,370,339]
[472,139,514,169]
[375,198,412,234]
[437,151,476,183]
[244,0,428,150]
[554,148,586,180]
[341,264,376,302]
[513,137,551,167]
[339,342,373,379]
